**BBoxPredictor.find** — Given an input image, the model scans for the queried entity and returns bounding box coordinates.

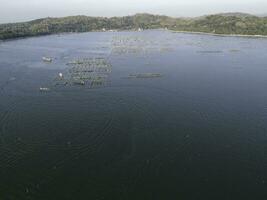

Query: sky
[0,0,266,23]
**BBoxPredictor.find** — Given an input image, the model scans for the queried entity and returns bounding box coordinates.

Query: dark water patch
[1,30,267,199]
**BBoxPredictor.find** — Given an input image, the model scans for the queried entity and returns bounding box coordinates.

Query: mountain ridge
[1,12,267,40]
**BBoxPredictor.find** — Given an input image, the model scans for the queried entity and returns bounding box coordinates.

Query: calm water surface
[1,30,267,199]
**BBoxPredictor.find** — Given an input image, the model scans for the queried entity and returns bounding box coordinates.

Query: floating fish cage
[196,50,223,54]
[67,58,111,66]
[128,73,163,78]
[53,57,112,89]
[229,49,240,53]
[110,35,173,56]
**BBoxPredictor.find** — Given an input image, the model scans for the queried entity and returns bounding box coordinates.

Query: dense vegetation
[176,14,267,35]
[1,13,267,40]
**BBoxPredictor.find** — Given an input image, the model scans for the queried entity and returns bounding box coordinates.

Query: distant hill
[176,13,267,35]
[0,13,267,40]
[258,13,267,17]
[216,12,256,18]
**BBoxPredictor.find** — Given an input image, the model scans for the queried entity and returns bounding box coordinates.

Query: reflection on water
[1,30,267,199]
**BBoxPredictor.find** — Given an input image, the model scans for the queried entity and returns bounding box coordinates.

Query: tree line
[1,13,267,40]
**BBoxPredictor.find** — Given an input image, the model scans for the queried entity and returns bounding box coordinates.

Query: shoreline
[171,30,267,38]
[1,29,267,42]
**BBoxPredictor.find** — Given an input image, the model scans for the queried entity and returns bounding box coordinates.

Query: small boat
[39,87,50,92]
[42,57,52,62]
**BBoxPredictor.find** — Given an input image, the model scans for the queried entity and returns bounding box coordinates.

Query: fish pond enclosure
[1,30,267,200]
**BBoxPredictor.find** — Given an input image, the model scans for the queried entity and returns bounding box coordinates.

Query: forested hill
[1,13,267,40]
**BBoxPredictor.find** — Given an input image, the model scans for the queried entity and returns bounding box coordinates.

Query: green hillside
[1,13,267,40]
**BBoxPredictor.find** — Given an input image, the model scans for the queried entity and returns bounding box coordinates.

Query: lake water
[1,30,267,199]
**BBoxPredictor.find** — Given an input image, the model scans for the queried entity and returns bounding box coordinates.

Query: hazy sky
[0,0,266,23]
